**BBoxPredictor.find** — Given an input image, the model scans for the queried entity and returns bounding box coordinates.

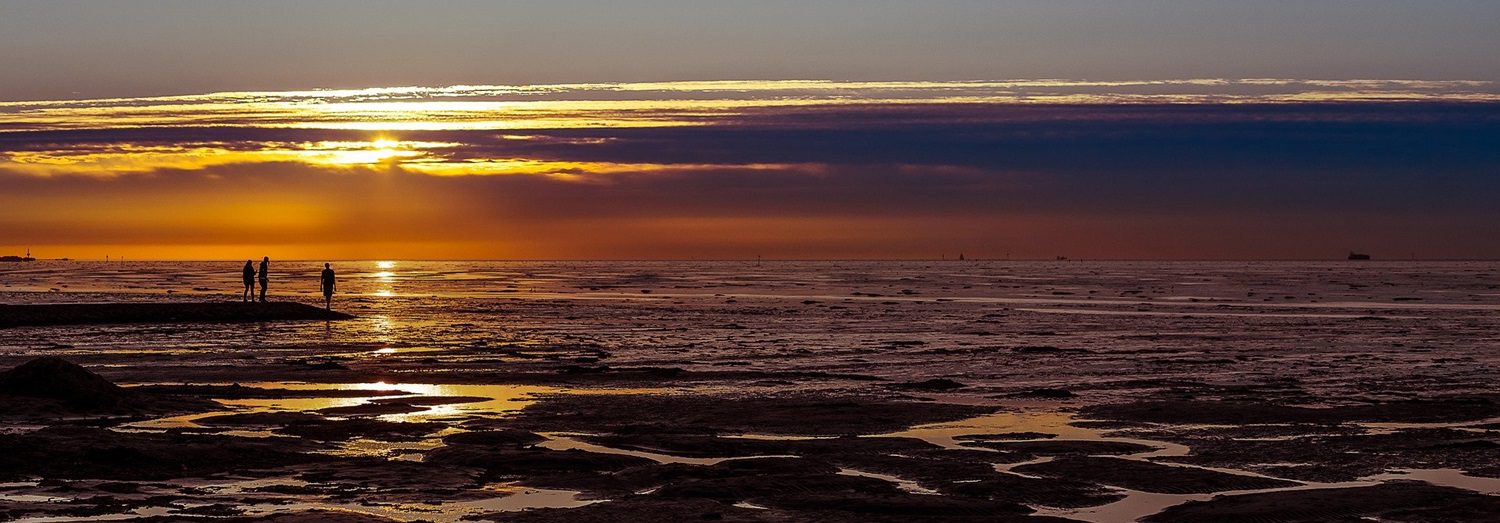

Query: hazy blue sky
[3,0,1499,100]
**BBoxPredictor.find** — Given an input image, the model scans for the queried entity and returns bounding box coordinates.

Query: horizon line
[10,257,1498,263]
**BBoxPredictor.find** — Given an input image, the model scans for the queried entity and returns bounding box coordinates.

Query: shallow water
[7,261,1500,394]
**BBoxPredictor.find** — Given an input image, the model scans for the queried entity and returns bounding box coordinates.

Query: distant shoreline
[4,258,1499,263]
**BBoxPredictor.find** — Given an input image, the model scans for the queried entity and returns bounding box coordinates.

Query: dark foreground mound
[0,356,126,408]
[0,357,215,418]
[0,301,353,328]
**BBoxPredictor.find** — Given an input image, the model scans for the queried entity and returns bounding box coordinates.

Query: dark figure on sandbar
[241,260,256,302]
[258,256,270,303]
[320,263,337,310]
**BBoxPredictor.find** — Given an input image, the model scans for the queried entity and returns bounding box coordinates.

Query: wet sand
[1,261,1497,521]
[0,302,351,328]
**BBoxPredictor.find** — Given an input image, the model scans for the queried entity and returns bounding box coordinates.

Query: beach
[2,260,1498,521]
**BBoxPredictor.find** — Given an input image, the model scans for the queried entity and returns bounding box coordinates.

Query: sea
[3,260,1498,399]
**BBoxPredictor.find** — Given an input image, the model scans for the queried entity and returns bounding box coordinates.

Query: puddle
[838,468,939,495]
[121,381,663,462]
[459,482,603,512]
[879,411,1105,450]
[540,432,798,466]
[1362,468,1500,495]
[328,346,450,358]
[124,382,612,433]
[993,456,1052,478]
[897,411,1500,522]
[226,382,561,423]
[328,436,449,460]
[1359,416,1500,435]
[220,483,600,523]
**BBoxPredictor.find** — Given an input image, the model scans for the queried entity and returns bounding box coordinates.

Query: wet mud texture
[1144,482,1500,522]
[0,301,352,328]
[3,261,1500,521]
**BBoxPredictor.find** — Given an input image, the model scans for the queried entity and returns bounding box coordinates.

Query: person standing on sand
[241,260,256,302]
[258,256,270,303]
[320,263,336,310]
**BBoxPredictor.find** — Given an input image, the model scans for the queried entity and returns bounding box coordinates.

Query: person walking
[257,256,270,303]
[320,263,337,310]
[241,260,256,302]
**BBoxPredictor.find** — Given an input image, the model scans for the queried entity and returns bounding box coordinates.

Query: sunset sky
[3,1,1499,260]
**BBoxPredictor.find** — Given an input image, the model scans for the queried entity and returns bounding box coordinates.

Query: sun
[298,138,427,165]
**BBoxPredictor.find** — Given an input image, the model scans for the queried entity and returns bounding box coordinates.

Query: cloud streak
[2,81,1498,259]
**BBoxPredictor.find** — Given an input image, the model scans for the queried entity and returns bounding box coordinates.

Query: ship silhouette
[1347,251,1371,261]
[0,249,37,262]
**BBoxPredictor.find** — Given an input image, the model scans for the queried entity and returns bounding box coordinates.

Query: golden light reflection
[371,263,397,296]
[369,316,394,344]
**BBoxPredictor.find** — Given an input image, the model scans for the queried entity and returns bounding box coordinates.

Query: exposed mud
[1143,481,1500,522]
[2,261,1498,521]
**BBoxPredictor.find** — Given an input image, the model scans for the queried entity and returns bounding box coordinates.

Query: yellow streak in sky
[4,79,1497,134]
[3,79,1497,180]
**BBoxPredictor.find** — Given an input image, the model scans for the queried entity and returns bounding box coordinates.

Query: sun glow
[309,138,431,165]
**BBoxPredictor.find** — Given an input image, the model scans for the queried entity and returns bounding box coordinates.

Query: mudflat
[0,260,1497,522]
[0,302,352,328]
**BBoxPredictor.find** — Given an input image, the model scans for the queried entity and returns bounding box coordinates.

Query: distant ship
[0,249,37,262]
[1347,252,1371,260]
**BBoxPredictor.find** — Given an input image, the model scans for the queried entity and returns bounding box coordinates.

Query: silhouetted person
[241,260,256,302]
[320,263,336,310]
[258,257,270,303]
